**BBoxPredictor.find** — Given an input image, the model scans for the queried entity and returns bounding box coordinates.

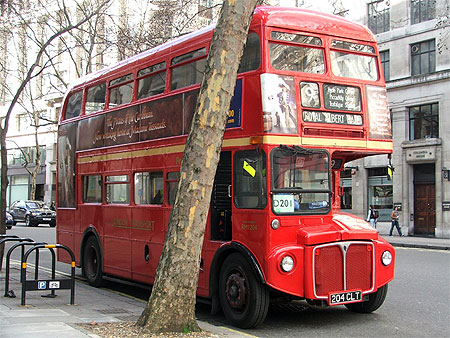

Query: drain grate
[96,308,131,315]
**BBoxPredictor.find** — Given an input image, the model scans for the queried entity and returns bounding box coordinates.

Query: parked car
[9,200,56,227]
[6,211,14,230]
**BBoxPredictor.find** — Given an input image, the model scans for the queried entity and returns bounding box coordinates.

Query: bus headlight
[381,250,393,266]
[280,255,294,272]
[271,219,280,230]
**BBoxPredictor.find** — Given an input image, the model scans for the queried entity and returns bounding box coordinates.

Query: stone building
[343,0,450,238]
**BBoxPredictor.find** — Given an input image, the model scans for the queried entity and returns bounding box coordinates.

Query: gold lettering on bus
[241,221,257,231]
[111,217,155,231]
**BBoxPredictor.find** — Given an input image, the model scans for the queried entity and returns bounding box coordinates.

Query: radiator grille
[346,244,373,291]
[313,242,374,298]
[314,246,344,296]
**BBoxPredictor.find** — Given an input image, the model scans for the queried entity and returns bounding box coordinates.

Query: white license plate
[43,218,51,221]
[328,290,362,306]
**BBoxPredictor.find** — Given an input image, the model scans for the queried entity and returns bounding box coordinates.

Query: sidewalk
[376,221,450,250]
[1,234,448,338]
[0,262,245,338]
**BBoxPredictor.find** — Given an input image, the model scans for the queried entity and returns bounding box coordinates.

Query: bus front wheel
[345,284,388,313]
[219,253,269,329]
[83,236,104,287]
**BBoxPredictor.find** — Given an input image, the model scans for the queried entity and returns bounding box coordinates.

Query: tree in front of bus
[136,0,259,334]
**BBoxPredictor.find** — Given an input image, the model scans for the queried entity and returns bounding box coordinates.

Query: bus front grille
[313,242,374,298]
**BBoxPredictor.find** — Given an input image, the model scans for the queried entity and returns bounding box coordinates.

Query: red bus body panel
[57,6,395,308]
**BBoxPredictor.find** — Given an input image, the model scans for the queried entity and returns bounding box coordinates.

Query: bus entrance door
[211,151,232,241]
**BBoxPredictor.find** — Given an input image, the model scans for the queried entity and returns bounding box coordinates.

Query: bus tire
[345,284,388,313]
[82,236,104,287]
[219,253,269,329]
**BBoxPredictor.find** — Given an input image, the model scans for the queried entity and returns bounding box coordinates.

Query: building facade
[343,0,450,238]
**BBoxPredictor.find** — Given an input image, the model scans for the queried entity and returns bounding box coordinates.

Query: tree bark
[137,0,258,333]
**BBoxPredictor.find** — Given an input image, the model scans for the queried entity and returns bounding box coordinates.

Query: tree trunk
[137,0,258,333]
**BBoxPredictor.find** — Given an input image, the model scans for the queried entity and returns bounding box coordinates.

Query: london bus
[57,6,395,329]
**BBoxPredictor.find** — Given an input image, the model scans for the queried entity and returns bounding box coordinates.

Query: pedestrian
[50,201,56,211]
[390,206,403,236]
[367,205,378,229]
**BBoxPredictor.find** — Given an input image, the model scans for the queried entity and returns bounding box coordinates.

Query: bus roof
[66,6,375,93]
[254,6,376,43]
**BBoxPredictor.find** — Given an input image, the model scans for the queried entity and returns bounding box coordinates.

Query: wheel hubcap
[225,273,247,310]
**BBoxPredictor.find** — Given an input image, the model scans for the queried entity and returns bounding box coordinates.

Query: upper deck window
[171,48,207,90]
[331,40,375,54]
[269,32,324,74]
[271,31,322,46]
[65,91,82,120]
[85,82,106,114]
[330,40,378,81]
[109,73,133,107]
[238,32,261,73]
[138,61,166,99]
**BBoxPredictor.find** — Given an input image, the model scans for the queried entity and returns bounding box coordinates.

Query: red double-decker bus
[57,6,395,328]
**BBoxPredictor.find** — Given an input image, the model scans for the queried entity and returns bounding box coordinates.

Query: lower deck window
[82,175,102,203]
[135,172,163,205]
[105,175,129,204]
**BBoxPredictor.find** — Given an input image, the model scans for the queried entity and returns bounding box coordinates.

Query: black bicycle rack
[21,244,76,306]
[4,240,49,298]
[0,235,76,305]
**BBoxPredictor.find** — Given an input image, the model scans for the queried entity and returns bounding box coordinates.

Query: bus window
[330,51,378,81]
[170,48,207,90]
[109,73,133,107]
[271,147,330,214]
[330,41,377,81]
[137,61,166,99]
[270,43,324,74]
[167,172,180,205]
[105,175,130,204]
[65,91,82,119]
[85,82,106,114]
[82,175,102,203]
[135,172,163,205]
[238,32,261,73]
[234,150,267,209]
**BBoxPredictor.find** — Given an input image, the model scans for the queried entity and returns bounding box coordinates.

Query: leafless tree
[0,0,111,268]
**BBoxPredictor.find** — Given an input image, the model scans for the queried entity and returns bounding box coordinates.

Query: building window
[380,50,390,81]
[368,1,390,34]
[340,169,352,210]
[411,39,435,75]
[409,103,439,140]
[411,0,436,24]
[368,167,393,221]
[16,114,29,132]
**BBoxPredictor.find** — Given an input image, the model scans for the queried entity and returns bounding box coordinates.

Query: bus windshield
[271,146,331,214]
